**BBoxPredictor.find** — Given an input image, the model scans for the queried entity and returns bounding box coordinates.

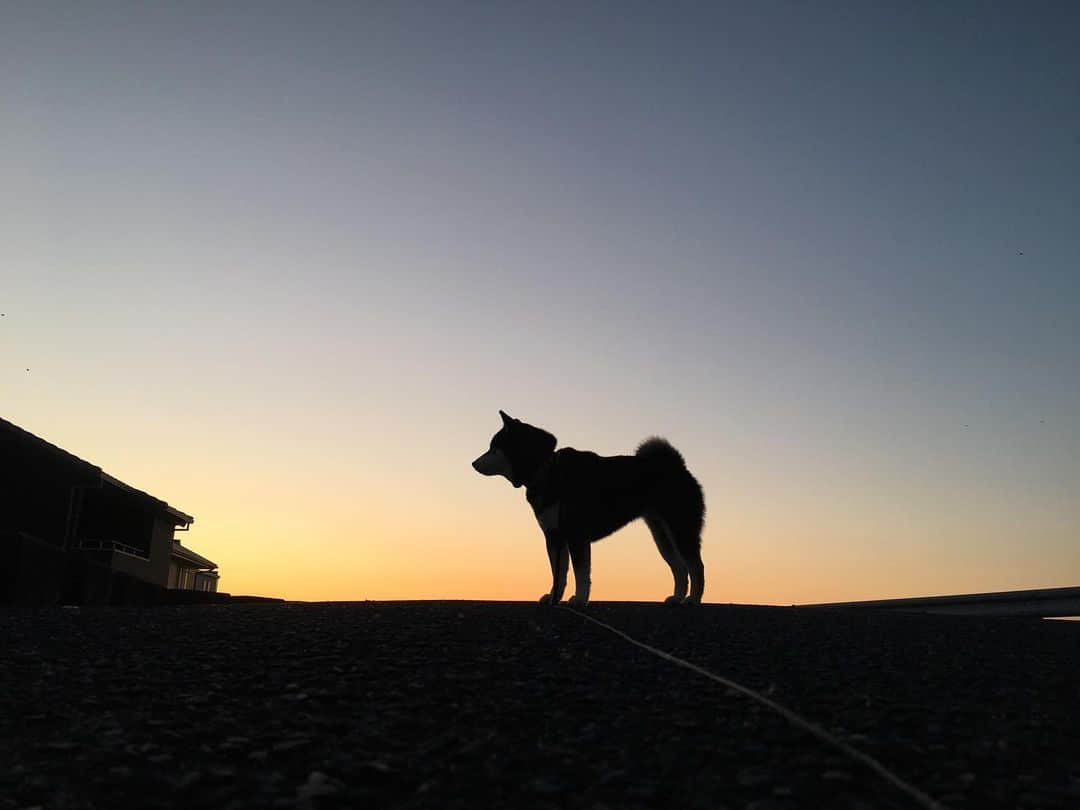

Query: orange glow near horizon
[5,404,1077,606]
[171,436,1078,605]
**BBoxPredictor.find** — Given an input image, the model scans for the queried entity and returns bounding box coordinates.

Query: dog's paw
[538,593,555,606]
[664,595,686,607]
[682,595,702,606]
[567,595,589,610]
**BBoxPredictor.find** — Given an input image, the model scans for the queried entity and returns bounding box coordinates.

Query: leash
[557,605,950,810]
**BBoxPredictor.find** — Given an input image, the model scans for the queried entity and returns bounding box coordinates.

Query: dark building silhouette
[1,416,219,605]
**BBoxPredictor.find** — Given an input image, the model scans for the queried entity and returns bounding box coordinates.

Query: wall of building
[0,444,94,547]
[145,516,176,587]
[101,518,174,587]
[73,490,176,588]
[78,485,155,557]
[169,563,211,591]
[1,531,65,604]
[103,547,154,583]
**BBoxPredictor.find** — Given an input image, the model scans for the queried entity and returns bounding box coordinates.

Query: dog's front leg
[567,537,591,608]
[539,533,568,605]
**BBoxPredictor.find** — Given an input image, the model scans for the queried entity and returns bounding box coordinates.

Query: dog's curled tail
[636,437,705,536]
[636,437,687,468]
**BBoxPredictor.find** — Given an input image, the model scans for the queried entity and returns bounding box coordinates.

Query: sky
[3,2,1078,604]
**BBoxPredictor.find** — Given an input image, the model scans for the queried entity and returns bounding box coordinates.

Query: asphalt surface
[1,601,1077,810]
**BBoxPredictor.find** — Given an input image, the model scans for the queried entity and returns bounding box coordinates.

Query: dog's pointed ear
[542,431,557,455]
[499,409,513,426]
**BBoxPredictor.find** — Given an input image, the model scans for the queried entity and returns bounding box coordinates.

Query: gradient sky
[3,2,1078,603]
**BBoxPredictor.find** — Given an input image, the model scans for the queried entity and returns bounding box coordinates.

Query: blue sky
[3,2,1078,600]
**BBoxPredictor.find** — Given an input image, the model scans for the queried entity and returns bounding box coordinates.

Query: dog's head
[472,410,557,488]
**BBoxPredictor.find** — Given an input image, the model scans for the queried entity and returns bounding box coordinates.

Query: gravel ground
[1,601,1078,810]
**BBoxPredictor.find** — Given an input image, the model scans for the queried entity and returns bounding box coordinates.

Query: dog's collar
[525,452,557,493]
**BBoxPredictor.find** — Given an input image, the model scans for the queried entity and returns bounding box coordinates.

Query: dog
[472,411,705,607]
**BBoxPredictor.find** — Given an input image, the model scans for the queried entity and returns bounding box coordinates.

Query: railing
[75,538,150,561]
[801,586,1080,618]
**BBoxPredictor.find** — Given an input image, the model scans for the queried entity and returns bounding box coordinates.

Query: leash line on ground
[558,605,949,810]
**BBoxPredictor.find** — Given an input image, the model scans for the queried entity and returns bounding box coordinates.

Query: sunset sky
[3,3,1078,603]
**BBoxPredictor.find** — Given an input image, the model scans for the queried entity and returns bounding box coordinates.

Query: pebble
[528,778,563,795]
[821,769,854,781]
[295,771,343,801]
[361,760,392,773]
[175,771,202,789]
[745,799,796,810]
[737,766,774,787]
[37,742,78,752]
[272,738,310,752]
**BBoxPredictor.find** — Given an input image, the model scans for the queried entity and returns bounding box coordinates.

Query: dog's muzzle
[472,448,512,478]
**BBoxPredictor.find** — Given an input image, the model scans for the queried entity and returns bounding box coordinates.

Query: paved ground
[1,601,1078,809]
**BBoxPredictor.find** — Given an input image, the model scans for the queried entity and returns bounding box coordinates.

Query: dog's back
[532,439,703,546]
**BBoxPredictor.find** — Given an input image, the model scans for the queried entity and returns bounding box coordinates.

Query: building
[169,541,220,592]
[1,416,219,605]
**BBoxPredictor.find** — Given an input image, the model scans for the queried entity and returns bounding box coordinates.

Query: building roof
[1,416,194,527]
[101,473,194,526]
[1,415,101,476]
[172,541,217,570]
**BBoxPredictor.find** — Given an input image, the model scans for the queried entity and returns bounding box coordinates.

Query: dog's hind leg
[661,470,705,604]
[644,514,688,605]
[674,532,705,605]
